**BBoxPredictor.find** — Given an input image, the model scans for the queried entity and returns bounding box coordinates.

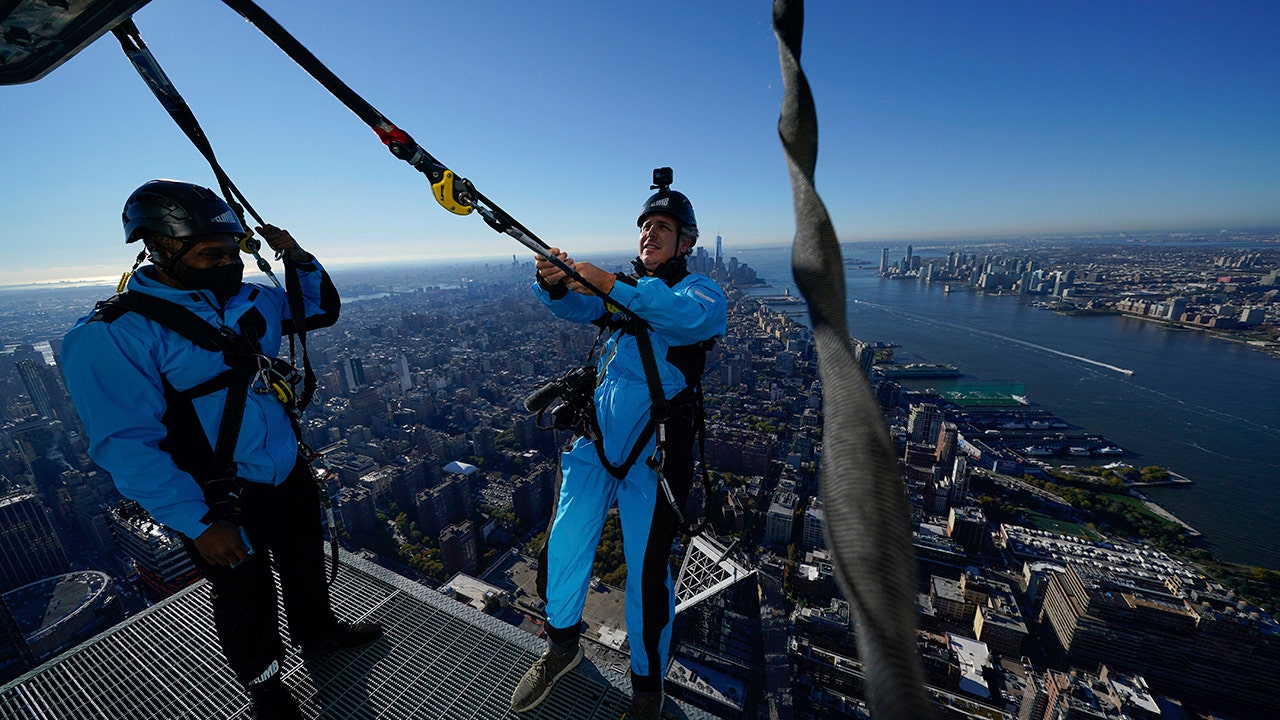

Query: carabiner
[236,230,261,255]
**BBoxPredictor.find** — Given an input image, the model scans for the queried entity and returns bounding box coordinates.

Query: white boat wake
[849,298,1136,376]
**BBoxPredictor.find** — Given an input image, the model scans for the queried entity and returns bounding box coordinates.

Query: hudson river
[734,243,1280,571]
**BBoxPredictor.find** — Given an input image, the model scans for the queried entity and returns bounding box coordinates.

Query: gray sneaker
[627,690,664,719]
[510,646,583,713]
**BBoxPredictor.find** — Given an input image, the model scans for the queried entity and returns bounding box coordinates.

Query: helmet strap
[146,236,193,273]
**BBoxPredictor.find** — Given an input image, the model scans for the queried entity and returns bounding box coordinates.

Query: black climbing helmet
[637,190,697,235]
[122,179,245,244]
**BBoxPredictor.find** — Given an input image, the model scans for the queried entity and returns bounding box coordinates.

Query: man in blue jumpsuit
[511,176,726,719]
[61,180,381,720]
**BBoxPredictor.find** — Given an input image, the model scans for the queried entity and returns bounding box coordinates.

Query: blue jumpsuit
[532,265,726,692]
[61,261,340,686]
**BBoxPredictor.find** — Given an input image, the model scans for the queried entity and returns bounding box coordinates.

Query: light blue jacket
[534,268,726,465]
[61,262,339,539]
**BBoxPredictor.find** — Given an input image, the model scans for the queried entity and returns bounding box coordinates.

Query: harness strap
[282,255,319,411]
[112,18,323,416]
[97,291,295,504]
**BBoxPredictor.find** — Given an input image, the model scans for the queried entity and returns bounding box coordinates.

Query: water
[734,244,1280,570]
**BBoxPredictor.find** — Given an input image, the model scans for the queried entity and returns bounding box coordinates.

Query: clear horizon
[3,0,1278,285]
[4,225,1280,290]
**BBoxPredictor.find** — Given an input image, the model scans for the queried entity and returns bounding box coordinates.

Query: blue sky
[2,0,1277,286]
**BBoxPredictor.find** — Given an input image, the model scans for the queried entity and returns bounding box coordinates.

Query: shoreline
[742,283,1219,551]
[1130,490,1203,538]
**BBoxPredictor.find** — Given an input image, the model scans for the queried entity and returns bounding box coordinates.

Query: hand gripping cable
[111,19,280,291]
[112,17,322,415]
[217,0,642,325]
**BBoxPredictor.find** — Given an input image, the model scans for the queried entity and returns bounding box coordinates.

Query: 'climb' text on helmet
[637,190,697,234]
[122,180,245,244]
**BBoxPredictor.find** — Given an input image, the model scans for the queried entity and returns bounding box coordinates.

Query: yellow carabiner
[237,230,260,255]
[432,170,474,216]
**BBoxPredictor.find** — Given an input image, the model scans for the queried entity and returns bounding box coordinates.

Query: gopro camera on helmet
[651,166,673,191]
[637,168,697,234]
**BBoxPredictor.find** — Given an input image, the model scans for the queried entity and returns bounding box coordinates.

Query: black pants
[183,462,336,686]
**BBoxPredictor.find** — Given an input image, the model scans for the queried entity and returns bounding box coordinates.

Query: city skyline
[2,0,1278,286]
[3,241,1280,716]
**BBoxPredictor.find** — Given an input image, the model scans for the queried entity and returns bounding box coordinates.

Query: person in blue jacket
[510,172,727,719]
[61,180,381,720]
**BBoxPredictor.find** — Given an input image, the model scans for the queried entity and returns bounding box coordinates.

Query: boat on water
[874,362,962,379]
[1021,446,1055,457]
[1094,446,1124,456]
[1067,447,1091,456]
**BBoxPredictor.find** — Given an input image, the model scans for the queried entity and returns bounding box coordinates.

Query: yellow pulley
[432,169,474,215]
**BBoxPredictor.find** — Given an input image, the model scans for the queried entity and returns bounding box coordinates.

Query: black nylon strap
[282,255,318,412]
[632,323,670,421]
[113,19,322,416]
[775,0,929,714]
[105,291,283,485]
[208,367,252,485]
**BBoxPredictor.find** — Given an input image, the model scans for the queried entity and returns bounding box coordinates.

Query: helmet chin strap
[147,238,194,273]
[145,241,202,291]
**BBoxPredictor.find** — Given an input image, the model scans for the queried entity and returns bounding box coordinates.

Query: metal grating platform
[0,551,714,719]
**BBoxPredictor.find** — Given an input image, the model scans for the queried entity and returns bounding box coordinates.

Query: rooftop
[0,551,715,719]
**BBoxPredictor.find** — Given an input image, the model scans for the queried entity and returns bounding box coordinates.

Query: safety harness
[88,289,342,582]
[575,259,715,536]
[108,17,341,580]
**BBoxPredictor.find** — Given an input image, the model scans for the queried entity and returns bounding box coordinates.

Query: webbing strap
[282,255,318,411]
[632,322,671,421]
[218,0,644,325]
[111,20,264,246]
[109,292,260,484]
[774,1,929,715]
[112,18,319,414]
[209,367,252,487]
[582,318,666,481]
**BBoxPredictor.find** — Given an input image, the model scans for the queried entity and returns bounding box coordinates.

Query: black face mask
[175,262,244,301]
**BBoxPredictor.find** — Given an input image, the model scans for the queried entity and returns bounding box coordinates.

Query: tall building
[764,490,797,548]
[0,492,68,593]
[439,520,478,576]
[340,356,367,393]
[934,421,958,468]
[416,471,473,538]
[907,403,943,444]
[14,360,62,422]
[946,505,987,555]
[800,496,825,552]
[511,465,553,529]
[1038,562,1280,717]
[948,455,970,507]
[106,501,199,600]
[55,468,116,557]
[347,386,383,427]
[670,535,775,719]
[338,485,378,541]
[855,341,875,378]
